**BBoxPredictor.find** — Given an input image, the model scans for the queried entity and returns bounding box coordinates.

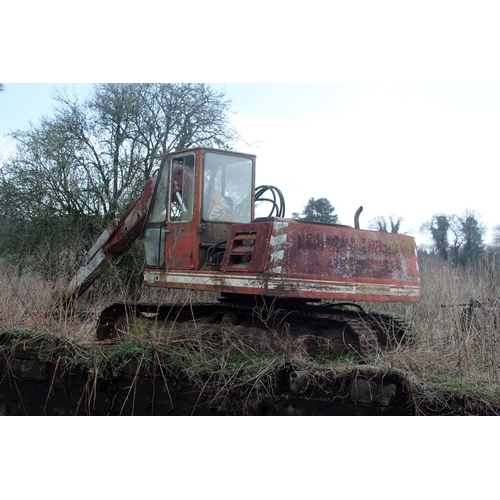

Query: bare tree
[0,83,241,265]
[423,211,485,267]
[493,224,500,247]
[369,215,403,234]
[428,214,450,261]
[2,83,239,219]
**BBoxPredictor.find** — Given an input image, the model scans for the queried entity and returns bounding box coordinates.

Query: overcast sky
[3,2,500,248]
[2,83,500,246]
[217,83,500,246]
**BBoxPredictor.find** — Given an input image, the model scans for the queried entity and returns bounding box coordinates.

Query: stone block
[9,359,48,382]
[378,383,397,406]
[350,378,378,404]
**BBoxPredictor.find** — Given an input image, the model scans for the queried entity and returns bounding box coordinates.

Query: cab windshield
[202,152,253,223]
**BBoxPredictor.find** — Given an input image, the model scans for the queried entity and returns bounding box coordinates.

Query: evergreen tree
[292,197,339,224]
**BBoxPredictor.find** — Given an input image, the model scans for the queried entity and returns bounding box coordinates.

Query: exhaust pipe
[354,206,363,229]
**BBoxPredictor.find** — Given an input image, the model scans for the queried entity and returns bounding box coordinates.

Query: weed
[313,351,360,364]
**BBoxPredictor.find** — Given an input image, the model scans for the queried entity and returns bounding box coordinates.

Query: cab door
[143,152,198,270]
[164,153,198,270]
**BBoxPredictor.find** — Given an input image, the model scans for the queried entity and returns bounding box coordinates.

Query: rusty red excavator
[64,147,420,355]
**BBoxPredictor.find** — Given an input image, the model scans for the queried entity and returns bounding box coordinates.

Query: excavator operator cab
[143,147,255,270]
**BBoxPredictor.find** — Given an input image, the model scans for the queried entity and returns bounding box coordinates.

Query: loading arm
[63,176,157,305]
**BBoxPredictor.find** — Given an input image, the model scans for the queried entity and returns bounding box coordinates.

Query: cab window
[169,155,195,222]
[203,152,253,223]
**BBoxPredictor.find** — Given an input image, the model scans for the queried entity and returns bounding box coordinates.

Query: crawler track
[96,298,411,356]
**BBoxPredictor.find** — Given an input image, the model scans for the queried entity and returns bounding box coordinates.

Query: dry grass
[0,264,94,341]
[2,258,500,413]
[363,259,500,412]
